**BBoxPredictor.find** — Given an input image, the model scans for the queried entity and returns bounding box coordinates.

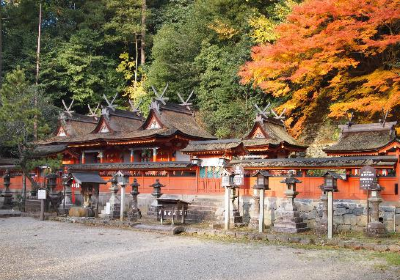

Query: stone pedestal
[1,175,13,209]
[1,191,13,209]
[317,194,328,234]
[273,189,309,233]
[230,187,243,226]
[249,194,260,229]
[99,183,120,219]
[366,192,387,237]
[127,192,141,222]
[58,174,73,215]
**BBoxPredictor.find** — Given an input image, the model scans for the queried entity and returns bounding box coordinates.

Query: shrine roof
[323,122,397,153]
[66,161,193,171]
[0,157,19,165]
[243,117,307,149]
[181,139,242,153]
[229,155,398,169]
[31,144,68,157]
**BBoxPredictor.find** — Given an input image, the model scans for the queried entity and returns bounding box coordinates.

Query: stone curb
[0,210,21,218]
[183,227,400,253]
[50,216,184,235]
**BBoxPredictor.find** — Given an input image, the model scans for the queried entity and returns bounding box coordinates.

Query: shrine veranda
[1,95,399,231]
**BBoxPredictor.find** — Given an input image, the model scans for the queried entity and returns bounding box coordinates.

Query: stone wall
[245,197,399,233]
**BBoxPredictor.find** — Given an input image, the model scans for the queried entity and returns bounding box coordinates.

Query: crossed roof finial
[271,108,287,124]
[380,109,389,127]
[129,99,142,114]
[151,84,169,105]
[177,90,194,110]
[62,99,74,117]
[254,102,271,119]
[103,93,118,111]
[87,103,100,118]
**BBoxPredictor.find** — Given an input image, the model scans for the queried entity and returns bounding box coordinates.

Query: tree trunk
[34,3,42,140]
[0,4,3,87]
[140,0,146,65]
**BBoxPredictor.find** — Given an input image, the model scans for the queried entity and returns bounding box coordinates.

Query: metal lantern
[253,170,272,190]
[191,156,202,166]
[131,178,140,196]
[320,171,341,192]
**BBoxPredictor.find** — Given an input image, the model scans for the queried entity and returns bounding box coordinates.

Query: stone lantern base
[273,210,309,233]
[366,221,387,238]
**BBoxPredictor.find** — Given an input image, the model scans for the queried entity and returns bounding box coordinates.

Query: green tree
[0,67,59,188]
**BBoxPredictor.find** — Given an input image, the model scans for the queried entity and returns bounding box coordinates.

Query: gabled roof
[141,101,216,140]
[323,122,397,154]
[58,112,98,137]
[92,107,144,134]
[243,116,307,150]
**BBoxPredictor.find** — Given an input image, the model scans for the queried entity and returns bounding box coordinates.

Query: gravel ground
[0,217,398,280]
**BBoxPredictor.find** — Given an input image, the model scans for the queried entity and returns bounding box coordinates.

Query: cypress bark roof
[182,139,243,153]
[243,117,307,149]
[229,156,397,169]
[66,161,193,171]
[323,122,397,153]
[141,102,215,140]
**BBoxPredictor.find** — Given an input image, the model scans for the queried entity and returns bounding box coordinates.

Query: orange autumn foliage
[240,0,400,137]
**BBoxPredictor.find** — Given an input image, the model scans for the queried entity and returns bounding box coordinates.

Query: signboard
[38,189,47,200]
[359,166,377,190]
[233,175,244,186]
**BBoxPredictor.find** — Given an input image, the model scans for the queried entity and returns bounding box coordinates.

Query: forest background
[0,0,399,146]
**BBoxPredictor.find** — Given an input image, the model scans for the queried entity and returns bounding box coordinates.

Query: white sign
[38,189,47,200]
[222,175,231,187]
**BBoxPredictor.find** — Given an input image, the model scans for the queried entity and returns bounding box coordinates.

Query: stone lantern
[1,169,13,209]
[59,170,73,215]
[251,171,271,232]
[151,179,165,198]
[128,178,142,221]
[46,173,60,211]
[273,170,309,233]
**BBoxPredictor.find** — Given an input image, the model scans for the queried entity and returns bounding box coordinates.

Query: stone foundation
[5,190,399,232]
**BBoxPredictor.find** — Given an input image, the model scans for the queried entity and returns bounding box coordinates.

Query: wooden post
[120,185,125,221]
[327,191,333,239]
[259,189,265,233]
[224,186,231,230]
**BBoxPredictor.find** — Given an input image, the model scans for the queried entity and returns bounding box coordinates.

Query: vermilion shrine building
[1,91,399,230]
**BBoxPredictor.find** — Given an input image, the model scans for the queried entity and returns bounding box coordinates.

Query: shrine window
[99,123,109,133]
[57,127,66,137]
[148,119,161,129]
